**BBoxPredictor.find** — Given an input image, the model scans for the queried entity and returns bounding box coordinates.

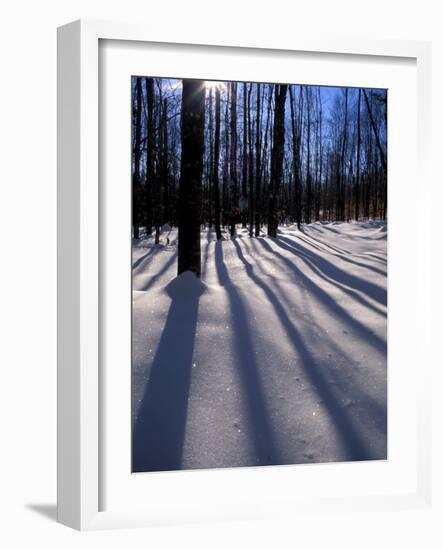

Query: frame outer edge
[79,18,100,530]
[416,41,432,506]
[57,19,82,530]
[57,18,432,530]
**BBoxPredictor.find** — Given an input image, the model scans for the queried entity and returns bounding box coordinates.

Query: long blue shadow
[290,232,387,277]
[258,238,387,355]
[132,246,159,271]
[232,239,381,461]
[273,239,386,318]
[245,237,387,439]
[137,252,177,292]
[132,275,203,472]
[277,236,387,305]
[214,241,280,466]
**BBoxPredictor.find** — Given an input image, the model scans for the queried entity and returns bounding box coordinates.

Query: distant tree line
[132,77,387,275]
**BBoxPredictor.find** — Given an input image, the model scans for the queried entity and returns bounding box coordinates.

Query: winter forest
[131,77,388,472]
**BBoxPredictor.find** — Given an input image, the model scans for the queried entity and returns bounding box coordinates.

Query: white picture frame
[57,19,432,531]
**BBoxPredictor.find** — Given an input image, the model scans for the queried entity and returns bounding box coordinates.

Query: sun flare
[204,80,225,91]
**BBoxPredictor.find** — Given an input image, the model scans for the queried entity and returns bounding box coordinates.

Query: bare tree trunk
[153,80,164,244]
[178,80,205,276]
[222,84,230,228]
[229,82,238,238]
[355,89,361,221]
[242,82,248,227]
[316,88,322,221]
[254,83,261,237]
[146,77,155,236]
[305,88,312,224]
[213,87,222,240]
[373,148,379,219]
[161,98,169,227]
[261,85,274,229]
[207,88,213,229]
[383,93,388,219]
[362,89,387,171]
[339,88,348,221]
[267,84,288,238]
[289,85,303,229]
[133,77,142,239]
[324,149,330,221]
[248,83,255,237]
[364,124,373,219]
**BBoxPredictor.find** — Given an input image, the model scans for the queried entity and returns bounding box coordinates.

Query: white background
[1,0,441,548]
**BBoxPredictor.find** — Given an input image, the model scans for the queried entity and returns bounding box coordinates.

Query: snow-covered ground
[132,221,387,472]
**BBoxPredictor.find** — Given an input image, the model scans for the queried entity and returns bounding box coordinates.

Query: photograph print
[131,77,387,473]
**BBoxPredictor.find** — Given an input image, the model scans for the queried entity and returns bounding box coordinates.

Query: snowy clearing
[132,221,387,472]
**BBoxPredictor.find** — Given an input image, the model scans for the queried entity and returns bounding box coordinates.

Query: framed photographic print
[130,75,388,474]
[57,19,432,530]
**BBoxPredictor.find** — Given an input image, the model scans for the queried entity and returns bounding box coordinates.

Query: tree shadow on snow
[274,238,386,318]
[257,238,387,356]
[136,252,177,292]
[232,238,377,461]
[132,272,204,472]
[285,233,387,277]
[277,236,387,305]
[132,246,160,271]
[214,240,281,466]
[244,237,387,454]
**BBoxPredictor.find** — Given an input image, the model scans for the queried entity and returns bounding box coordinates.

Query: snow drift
[132,221,387,472]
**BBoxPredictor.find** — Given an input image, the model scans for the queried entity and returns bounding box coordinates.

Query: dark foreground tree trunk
[178,80,205,276]
[162,98,170,226]
[248,83,255,237]
[208,89,214,229]
[153,80,164,244]
[133,77,142,239]
[339,88,349,221]
[289,85,303,230]
[242,82,248,229]
[229,82,238,238]
[254,83,261,237]
[145,77,155,236]
[305,88,312,225]
[213,87,222,240]
[267,84,288,238]
[362,89,387,172]
[355,89,361,221]
[222,85,230,228]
